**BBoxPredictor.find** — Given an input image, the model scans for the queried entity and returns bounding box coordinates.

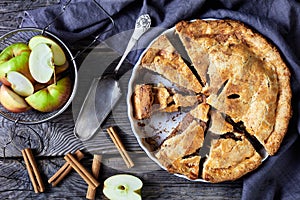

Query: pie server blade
[74,76,122,141]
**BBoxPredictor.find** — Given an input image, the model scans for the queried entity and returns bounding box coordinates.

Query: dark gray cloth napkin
[20,0,300,199]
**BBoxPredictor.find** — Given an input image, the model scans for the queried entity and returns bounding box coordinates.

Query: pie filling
[131,19,292,182]
[132,83,202,120]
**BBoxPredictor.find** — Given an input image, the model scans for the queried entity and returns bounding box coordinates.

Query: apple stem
[53,68,57,85]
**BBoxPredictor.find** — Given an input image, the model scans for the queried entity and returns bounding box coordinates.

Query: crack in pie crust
[130,19,292,182]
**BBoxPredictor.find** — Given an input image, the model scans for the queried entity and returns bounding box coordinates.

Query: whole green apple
[0,43,34,82]
[25,76,72,112]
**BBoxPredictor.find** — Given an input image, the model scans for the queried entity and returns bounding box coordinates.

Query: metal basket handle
[42,0,72,34]
[73,0,115,60]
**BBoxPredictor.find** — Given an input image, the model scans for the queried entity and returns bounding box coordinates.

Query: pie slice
[132,83,201,120]
[155,119,204,178]
[141,34,202,94]
[155,102,209,179]
[202,111,262,182]
[202,134,262,183]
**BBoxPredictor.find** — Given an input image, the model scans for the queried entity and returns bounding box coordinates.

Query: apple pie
[131,19,292,182]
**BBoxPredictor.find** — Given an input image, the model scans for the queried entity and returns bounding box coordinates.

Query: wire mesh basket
[0,0,114,125]
[0,28,78,125]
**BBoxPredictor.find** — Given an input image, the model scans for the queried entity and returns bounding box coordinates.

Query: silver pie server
[74,14,151,141]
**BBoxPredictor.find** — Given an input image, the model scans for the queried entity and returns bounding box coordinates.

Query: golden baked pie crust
[132,19,291,182]
[141,35,202,93]
[155,120,205,169]
[176,19,292,155]
[202,136,262,183]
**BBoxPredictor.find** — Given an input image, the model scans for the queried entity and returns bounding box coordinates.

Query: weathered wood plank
[0,108,84,158]
[0,1,244,199]
[0,156,243,200]
[0,0,60,34]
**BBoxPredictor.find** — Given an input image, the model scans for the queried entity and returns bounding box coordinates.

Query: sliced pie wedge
[155,119,204,168]
[141,35,202,94]
[155,102,210,179]
[202,134,262,183]
[202,110,262,183]
[132,83,201,120]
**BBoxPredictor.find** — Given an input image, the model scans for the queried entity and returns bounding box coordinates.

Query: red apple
[0,84,30,113]
[25,76,72,112]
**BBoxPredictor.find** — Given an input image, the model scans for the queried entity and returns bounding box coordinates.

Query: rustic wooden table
[0,1,243,199]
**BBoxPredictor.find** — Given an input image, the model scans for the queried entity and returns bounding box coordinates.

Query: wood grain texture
[0,157,243,200]
[0,1,243,199]
[0,108,84,158]
[0,0,60,34]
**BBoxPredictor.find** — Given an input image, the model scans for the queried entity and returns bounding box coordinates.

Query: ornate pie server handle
[114,14,151,74]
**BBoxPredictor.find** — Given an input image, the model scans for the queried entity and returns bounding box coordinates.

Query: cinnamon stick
[22,148,45,193]
[107,126,134,168]
[48,150,84,186]
[64,153,100,189]
[86,154,102,200]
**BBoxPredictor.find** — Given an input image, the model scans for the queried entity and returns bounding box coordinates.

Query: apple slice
[28,35,66,65]
[25,76,72,112]
[0,84,30,113]
[29,43,54,83]
[55,60,69,74]
[103,174,143,200]
[6,71,34,97]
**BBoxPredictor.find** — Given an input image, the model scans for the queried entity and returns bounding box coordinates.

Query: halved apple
[28,35,66,65]
[0,84,30,113]
[103,174,143,200]
[6,71,34,97]
[0,43,34,82]
[29,43,54,83]
[25,76,72,112]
